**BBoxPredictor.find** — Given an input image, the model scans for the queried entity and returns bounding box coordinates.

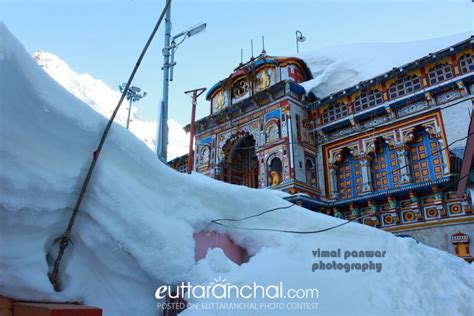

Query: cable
[209,172,471,235]
[383,131,474,177]
[48,0,172,292]
[211,215,362,234]
[212,203,295,223]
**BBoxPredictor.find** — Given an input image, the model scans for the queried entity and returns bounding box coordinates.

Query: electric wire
[210,172,471,234]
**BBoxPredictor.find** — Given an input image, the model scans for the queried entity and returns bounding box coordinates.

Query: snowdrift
[300,33,471,98]
[0,23,473,316]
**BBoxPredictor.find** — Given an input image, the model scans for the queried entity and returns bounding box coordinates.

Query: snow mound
[0,23,473,316]
[300,33,471,98]
[33,50,188,160]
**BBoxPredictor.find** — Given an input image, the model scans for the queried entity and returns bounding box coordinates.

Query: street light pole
[126,98,133,129]
[295,30,306,53]
[156,2,172,162]
[156,12,207,163]
[185,87,206,174]
[119,83,147,130]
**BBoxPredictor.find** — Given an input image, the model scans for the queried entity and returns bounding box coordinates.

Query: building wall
[441,97,472,154]
[395,222,474,257]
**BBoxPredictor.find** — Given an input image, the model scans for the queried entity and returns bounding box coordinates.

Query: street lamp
[119,83,147,129]
[295,30,306,53]
[169,23,207,81]
[156,2,206,162]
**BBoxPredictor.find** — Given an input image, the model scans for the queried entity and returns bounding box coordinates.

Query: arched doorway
[222,134,259,188]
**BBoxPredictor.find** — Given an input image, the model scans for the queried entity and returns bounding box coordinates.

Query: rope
[48,0,172,292]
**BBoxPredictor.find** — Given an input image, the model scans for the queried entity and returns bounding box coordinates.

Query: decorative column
[439,136,450,175]
[395,144,412,184]
[358,155,373,194]
[409,191,424,221]
[432,186,447,217]
[386,195,401,225]
[328,162,339,199]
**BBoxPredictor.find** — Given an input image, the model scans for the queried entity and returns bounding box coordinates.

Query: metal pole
[157,1,172,162]
[126,98,132,129]
[296,31,299,53]
[185,87,207,174]
[187,94,197,173]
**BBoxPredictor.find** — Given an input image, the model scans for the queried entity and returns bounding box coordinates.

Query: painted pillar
[409,191,424,220]
[328,162,339,199]
[395,144,412,184]
[359,155,373,194]
[432,186,447,217]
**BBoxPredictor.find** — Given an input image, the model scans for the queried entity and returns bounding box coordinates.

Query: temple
[171,37,474,262]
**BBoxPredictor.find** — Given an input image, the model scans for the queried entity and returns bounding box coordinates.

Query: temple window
[458,54,473,74]
[388,75,422,99]
[371,141,400,191]
[296,114,302,141]
[354,90,383,112]
[427,63,453,85]
[305,158,317,185]
[408,129,444,183]
[267,157,283,186]
[322,102,350,124]
[336,153,362,199]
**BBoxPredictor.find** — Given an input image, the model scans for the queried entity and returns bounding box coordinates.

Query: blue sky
[2,0,472,125]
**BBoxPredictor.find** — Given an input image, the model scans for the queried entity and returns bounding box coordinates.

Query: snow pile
[300,33,471,98]
[33,50,188,160]
[1,23,473,316]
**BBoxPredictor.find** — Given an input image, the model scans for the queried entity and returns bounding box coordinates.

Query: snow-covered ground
[33,50,188,160]
[1,23,473,316]
[300,33,471,98]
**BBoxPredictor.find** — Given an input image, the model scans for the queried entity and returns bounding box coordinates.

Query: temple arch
[267,155,283,187]
[305,157,316,185]
[221,133,259,188]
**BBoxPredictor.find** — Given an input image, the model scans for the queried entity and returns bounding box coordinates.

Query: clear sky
[2,0,472,125]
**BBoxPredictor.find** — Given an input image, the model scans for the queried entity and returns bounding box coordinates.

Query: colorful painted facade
[174,37,474,261]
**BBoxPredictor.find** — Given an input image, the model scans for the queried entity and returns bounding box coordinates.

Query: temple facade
[173,37,474,262]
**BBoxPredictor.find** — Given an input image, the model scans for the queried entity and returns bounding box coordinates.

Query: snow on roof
[299,32,472,98]
[1,22,473,315]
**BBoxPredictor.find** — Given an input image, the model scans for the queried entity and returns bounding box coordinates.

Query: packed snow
[1,23,473,316]
[33,50,188,160]
[300,33,472,98]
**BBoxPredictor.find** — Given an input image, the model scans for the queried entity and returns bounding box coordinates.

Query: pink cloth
[194,231,247,265]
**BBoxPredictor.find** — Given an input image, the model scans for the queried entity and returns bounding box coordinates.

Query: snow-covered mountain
[32,50,188,160]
